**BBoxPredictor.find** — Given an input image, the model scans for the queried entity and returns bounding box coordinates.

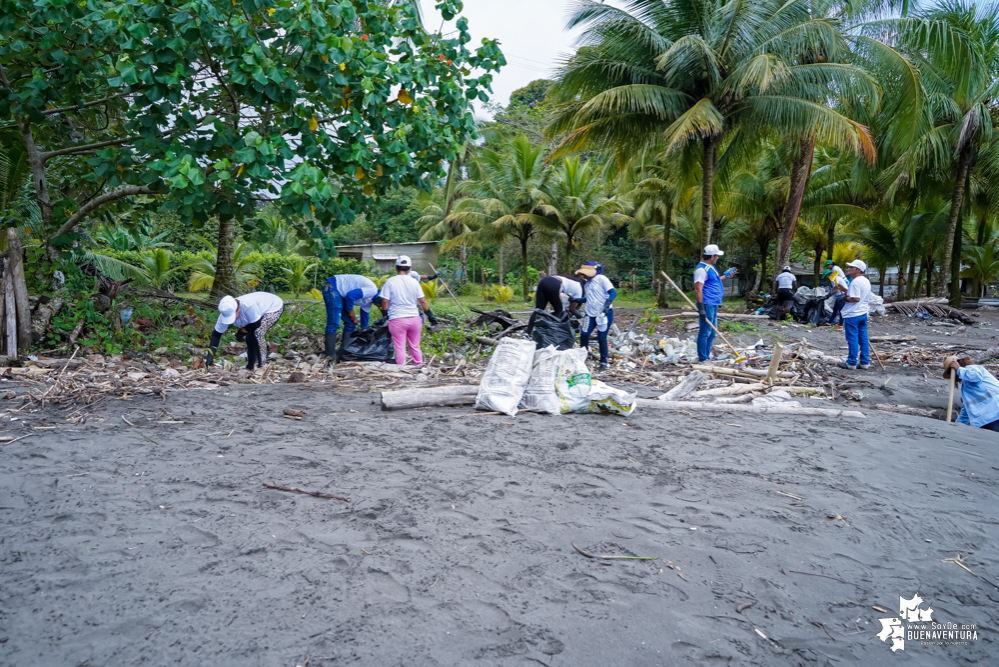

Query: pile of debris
[885,297,975,324]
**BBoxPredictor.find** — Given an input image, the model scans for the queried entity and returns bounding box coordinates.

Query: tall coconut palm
[446,136,554,301]
[539,156,630,273]
[547,0,878,252]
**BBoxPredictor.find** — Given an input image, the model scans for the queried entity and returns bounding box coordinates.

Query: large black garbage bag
[805,297,828,326]
[337,316,395,362]
[789,299,808,322]
[531,309,575,350]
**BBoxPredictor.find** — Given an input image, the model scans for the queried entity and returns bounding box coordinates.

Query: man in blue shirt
[944,356,999,432]
[322,274,382,358]
[693,244,737,362]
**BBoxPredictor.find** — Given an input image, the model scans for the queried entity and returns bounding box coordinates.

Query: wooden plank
[765,342,784,387]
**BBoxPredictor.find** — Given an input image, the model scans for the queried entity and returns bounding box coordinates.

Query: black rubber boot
[324,332,337,359]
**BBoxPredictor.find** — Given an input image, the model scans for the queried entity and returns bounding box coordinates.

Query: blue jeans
[322,283,356,335]
[580,309,614,363]
[697,305,718,361]
[830,294,847,325]
[844,315,870,366]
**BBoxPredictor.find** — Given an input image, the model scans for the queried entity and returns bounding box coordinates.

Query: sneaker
[858,363,870,370]
[837,361,857,370]
[599,361,609,372]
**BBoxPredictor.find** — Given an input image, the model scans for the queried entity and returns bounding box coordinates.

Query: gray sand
[2,382,997,665]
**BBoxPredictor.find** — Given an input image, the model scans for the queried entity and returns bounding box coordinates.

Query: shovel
[660,270,746,363]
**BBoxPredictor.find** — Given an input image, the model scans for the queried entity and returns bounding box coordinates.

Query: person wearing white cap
[773,266,797,321]
[380,256,436,366]
[322,273,381,358]
[205,292,284,370]
[693,244,737,362]
[837,259,871,370]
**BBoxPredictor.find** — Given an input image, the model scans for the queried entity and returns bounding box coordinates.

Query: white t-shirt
[776,271,795,289]
[827,266,848,289]
[841,275,871,319]
[214,292,283,333]
[555,276,583,300]
[583,274,615,317]
[381,273,424,320]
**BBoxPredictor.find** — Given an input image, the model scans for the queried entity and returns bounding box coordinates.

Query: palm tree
[140,248,189,290]
[540,156,630,273]
[962,245,999,297]
[187,236,261,293]
[547,0,878,253]
[795,219,828,287]
[252,212,312,256]
[282,255,319,297]
[447,136,554,301]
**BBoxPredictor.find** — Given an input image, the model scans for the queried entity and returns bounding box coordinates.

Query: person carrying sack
[575,261,616,372]
[205,292,284,370]
[322,274,381,358]
[381,256,436,366]
[944,356,999,431]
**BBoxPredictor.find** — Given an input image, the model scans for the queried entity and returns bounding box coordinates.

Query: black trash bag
[805,297,828,326]
[337,316,395,362]
[789,299,808,322]
[531,309,576,350]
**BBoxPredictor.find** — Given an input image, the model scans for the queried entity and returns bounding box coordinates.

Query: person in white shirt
[822,260,849,325]
[773,266,797,320]
[205,292,284,370]
[837,259,872,370]
[525,273,585,337]
[380,255,435,366]
[575,261,616,371]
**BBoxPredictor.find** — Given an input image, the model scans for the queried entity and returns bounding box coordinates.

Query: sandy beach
[2,378,997,666]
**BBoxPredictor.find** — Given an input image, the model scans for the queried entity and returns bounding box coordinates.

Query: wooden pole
[7,229,31,353]
[660,270,744,361]
[4,270,15,357]
[766,342,784,387]
[430,263,469,318]
[946,372,956,423]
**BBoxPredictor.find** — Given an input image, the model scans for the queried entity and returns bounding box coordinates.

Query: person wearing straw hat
[837,259,871,370]
[693,244,737,362]
[943,356,999,431]
[321,273,381,358]
[574,261,616,371]
[205,292,284,370]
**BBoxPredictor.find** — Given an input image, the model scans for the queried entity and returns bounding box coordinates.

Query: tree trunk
[520,237,530,302]
[753,236,769,294]
[925,256,933,297]
[826,219,836,263]
[935,146,972,297]
[776,136,816,270]
[813,245,822,287]
[878,265,885,297]
[548,240,557,276]
[497,244,504,286]
[658,204,672,308]
[212,217,237,298]
[460,242,468,286]
[701,136,716,248]
[950,216,963,307]
[913,256,926,299]
[7,230,32,353]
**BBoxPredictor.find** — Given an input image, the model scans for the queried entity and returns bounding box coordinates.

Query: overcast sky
[418,0,585,118]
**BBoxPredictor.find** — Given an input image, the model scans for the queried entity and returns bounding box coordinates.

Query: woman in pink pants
[379,255,437,366]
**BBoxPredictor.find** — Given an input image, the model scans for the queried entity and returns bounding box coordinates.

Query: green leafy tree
[0,0,504,296]
[139,248,189,289]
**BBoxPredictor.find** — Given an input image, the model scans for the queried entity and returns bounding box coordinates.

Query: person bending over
[322,273,380,358]
[205,292,284,370]
[525,274,585,336]
[944,356,999,432]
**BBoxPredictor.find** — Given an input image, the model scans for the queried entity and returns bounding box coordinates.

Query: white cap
[217,295,238,325]
[847,259,867,272]
[396,255,412,267]
[703,244,724,256]
[782,266,792,272]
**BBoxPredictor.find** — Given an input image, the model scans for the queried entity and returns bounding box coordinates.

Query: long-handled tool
[429,264,469,319]
[660,270,745,362]
[947,371,956,423]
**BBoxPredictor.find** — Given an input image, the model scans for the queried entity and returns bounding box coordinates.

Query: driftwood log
[676,312,771,321]
[381,384,480,410]
[689,364,795,379]
[636,399,866,419]
[661,370,705,400]
[31,295,65,343]
[693,382,766,397]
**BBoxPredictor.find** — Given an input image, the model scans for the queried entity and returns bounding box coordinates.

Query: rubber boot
[324,332,337,359]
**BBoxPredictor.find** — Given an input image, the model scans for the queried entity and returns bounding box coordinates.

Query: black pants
[983,419,999,432]
[526,276,564,335]
[776,288,794,320]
